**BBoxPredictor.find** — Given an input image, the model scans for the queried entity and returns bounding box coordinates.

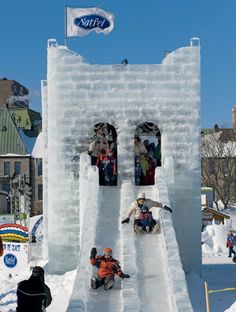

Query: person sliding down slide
[90,247,130,290]
[138,205,156,233]
[121,192,172,234]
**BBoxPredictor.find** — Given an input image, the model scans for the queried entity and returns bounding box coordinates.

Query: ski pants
[228,247,236,257]
[92,276,114,289]
[134,218,156,231]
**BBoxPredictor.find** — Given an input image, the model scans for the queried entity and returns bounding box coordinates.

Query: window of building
[4,161,10,176]
[3,183,10,194]
[38,184,43,201]
[222,159,229,176]
[14,161,21,175]
[209,159,215,175]
[38,159,43,176]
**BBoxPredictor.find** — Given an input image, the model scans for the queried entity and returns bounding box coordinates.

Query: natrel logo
[74,14,110,31]
[66,7,114,37]
[4,253,17,268]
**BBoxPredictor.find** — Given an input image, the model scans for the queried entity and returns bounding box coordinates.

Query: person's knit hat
[137,192,146,200]
[104,248,112,257]
[32,266,44,277]
[140,205,149,212]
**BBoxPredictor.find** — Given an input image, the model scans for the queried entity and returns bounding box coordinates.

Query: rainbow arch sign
[0,223,28,242]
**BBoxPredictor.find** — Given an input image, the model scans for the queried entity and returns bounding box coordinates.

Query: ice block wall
[44,38,201,274]
[41,80,49,262]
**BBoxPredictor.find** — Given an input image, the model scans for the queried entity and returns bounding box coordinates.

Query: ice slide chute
[67,155,193,311]
[121,183,173,312]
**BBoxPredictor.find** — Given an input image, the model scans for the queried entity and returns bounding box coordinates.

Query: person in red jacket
[90,247,130,290]
[226,229,236,257]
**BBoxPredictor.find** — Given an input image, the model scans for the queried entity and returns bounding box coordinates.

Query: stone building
[0,104,42,216]
[0,78,29,109]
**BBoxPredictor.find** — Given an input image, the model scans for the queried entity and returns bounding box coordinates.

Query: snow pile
[202,221,231,256]
[226,301,236,312]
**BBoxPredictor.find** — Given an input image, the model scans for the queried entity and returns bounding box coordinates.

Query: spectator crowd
[88,123,161,186]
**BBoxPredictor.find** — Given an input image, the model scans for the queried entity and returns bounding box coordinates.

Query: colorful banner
[0,223,29,242]
[66,7,114,37]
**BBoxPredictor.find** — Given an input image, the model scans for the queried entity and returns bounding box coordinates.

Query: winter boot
[91,276,98,289]
[146,226,150,233]
[104,278,114,290]
[152,223,160,234]
[134,225,144,233]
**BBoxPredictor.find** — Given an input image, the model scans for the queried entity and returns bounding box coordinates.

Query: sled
[133,206,161,234]
[134,221,160,234]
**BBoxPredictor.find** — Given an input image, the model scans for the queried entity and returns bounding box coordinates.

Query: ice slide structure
[43,38,202,311]
[66,155,193,312]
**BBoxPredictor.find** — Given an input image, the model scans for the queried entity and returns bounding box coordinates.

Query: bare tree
[201,129,236,210]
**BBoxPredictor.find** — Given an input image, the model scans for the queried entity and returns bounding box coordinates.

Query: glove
[90,247,97,258]
[122,274,130,279]
[163,205,172,213]
[121,218,130,224]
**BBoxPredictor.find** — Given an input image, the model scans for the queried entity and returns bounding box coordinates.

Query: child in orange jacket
[90,247,130,290]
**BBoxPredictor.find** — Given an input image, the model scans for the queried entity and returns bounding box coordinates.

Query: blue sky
[0,0,236,128]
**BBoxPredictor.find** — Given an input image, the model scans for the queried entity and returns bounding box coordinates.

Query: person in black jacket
[16,266,52,312]
[0,236,3,257]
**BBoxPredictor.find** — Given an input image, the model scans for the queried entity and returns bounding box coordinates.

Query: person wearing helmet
[90,247,130,290]
[121,192,172,233]
[226,229,236,258]
[16,266,52,311]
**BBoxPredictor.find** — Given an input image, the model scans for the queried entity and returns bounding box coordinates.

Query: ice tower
[43,38,201,274]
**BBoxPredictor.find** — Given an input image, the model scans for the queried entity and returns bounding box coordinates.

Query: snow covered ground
[1,205,236,311]
[187,204,236,312]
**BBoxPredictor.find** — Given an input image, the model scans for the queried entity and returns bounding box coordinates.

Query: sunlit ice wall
[45,38,201,274]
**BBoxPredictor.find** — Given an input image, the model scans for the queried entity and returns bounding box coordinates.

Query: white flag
[66,7,114,37]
